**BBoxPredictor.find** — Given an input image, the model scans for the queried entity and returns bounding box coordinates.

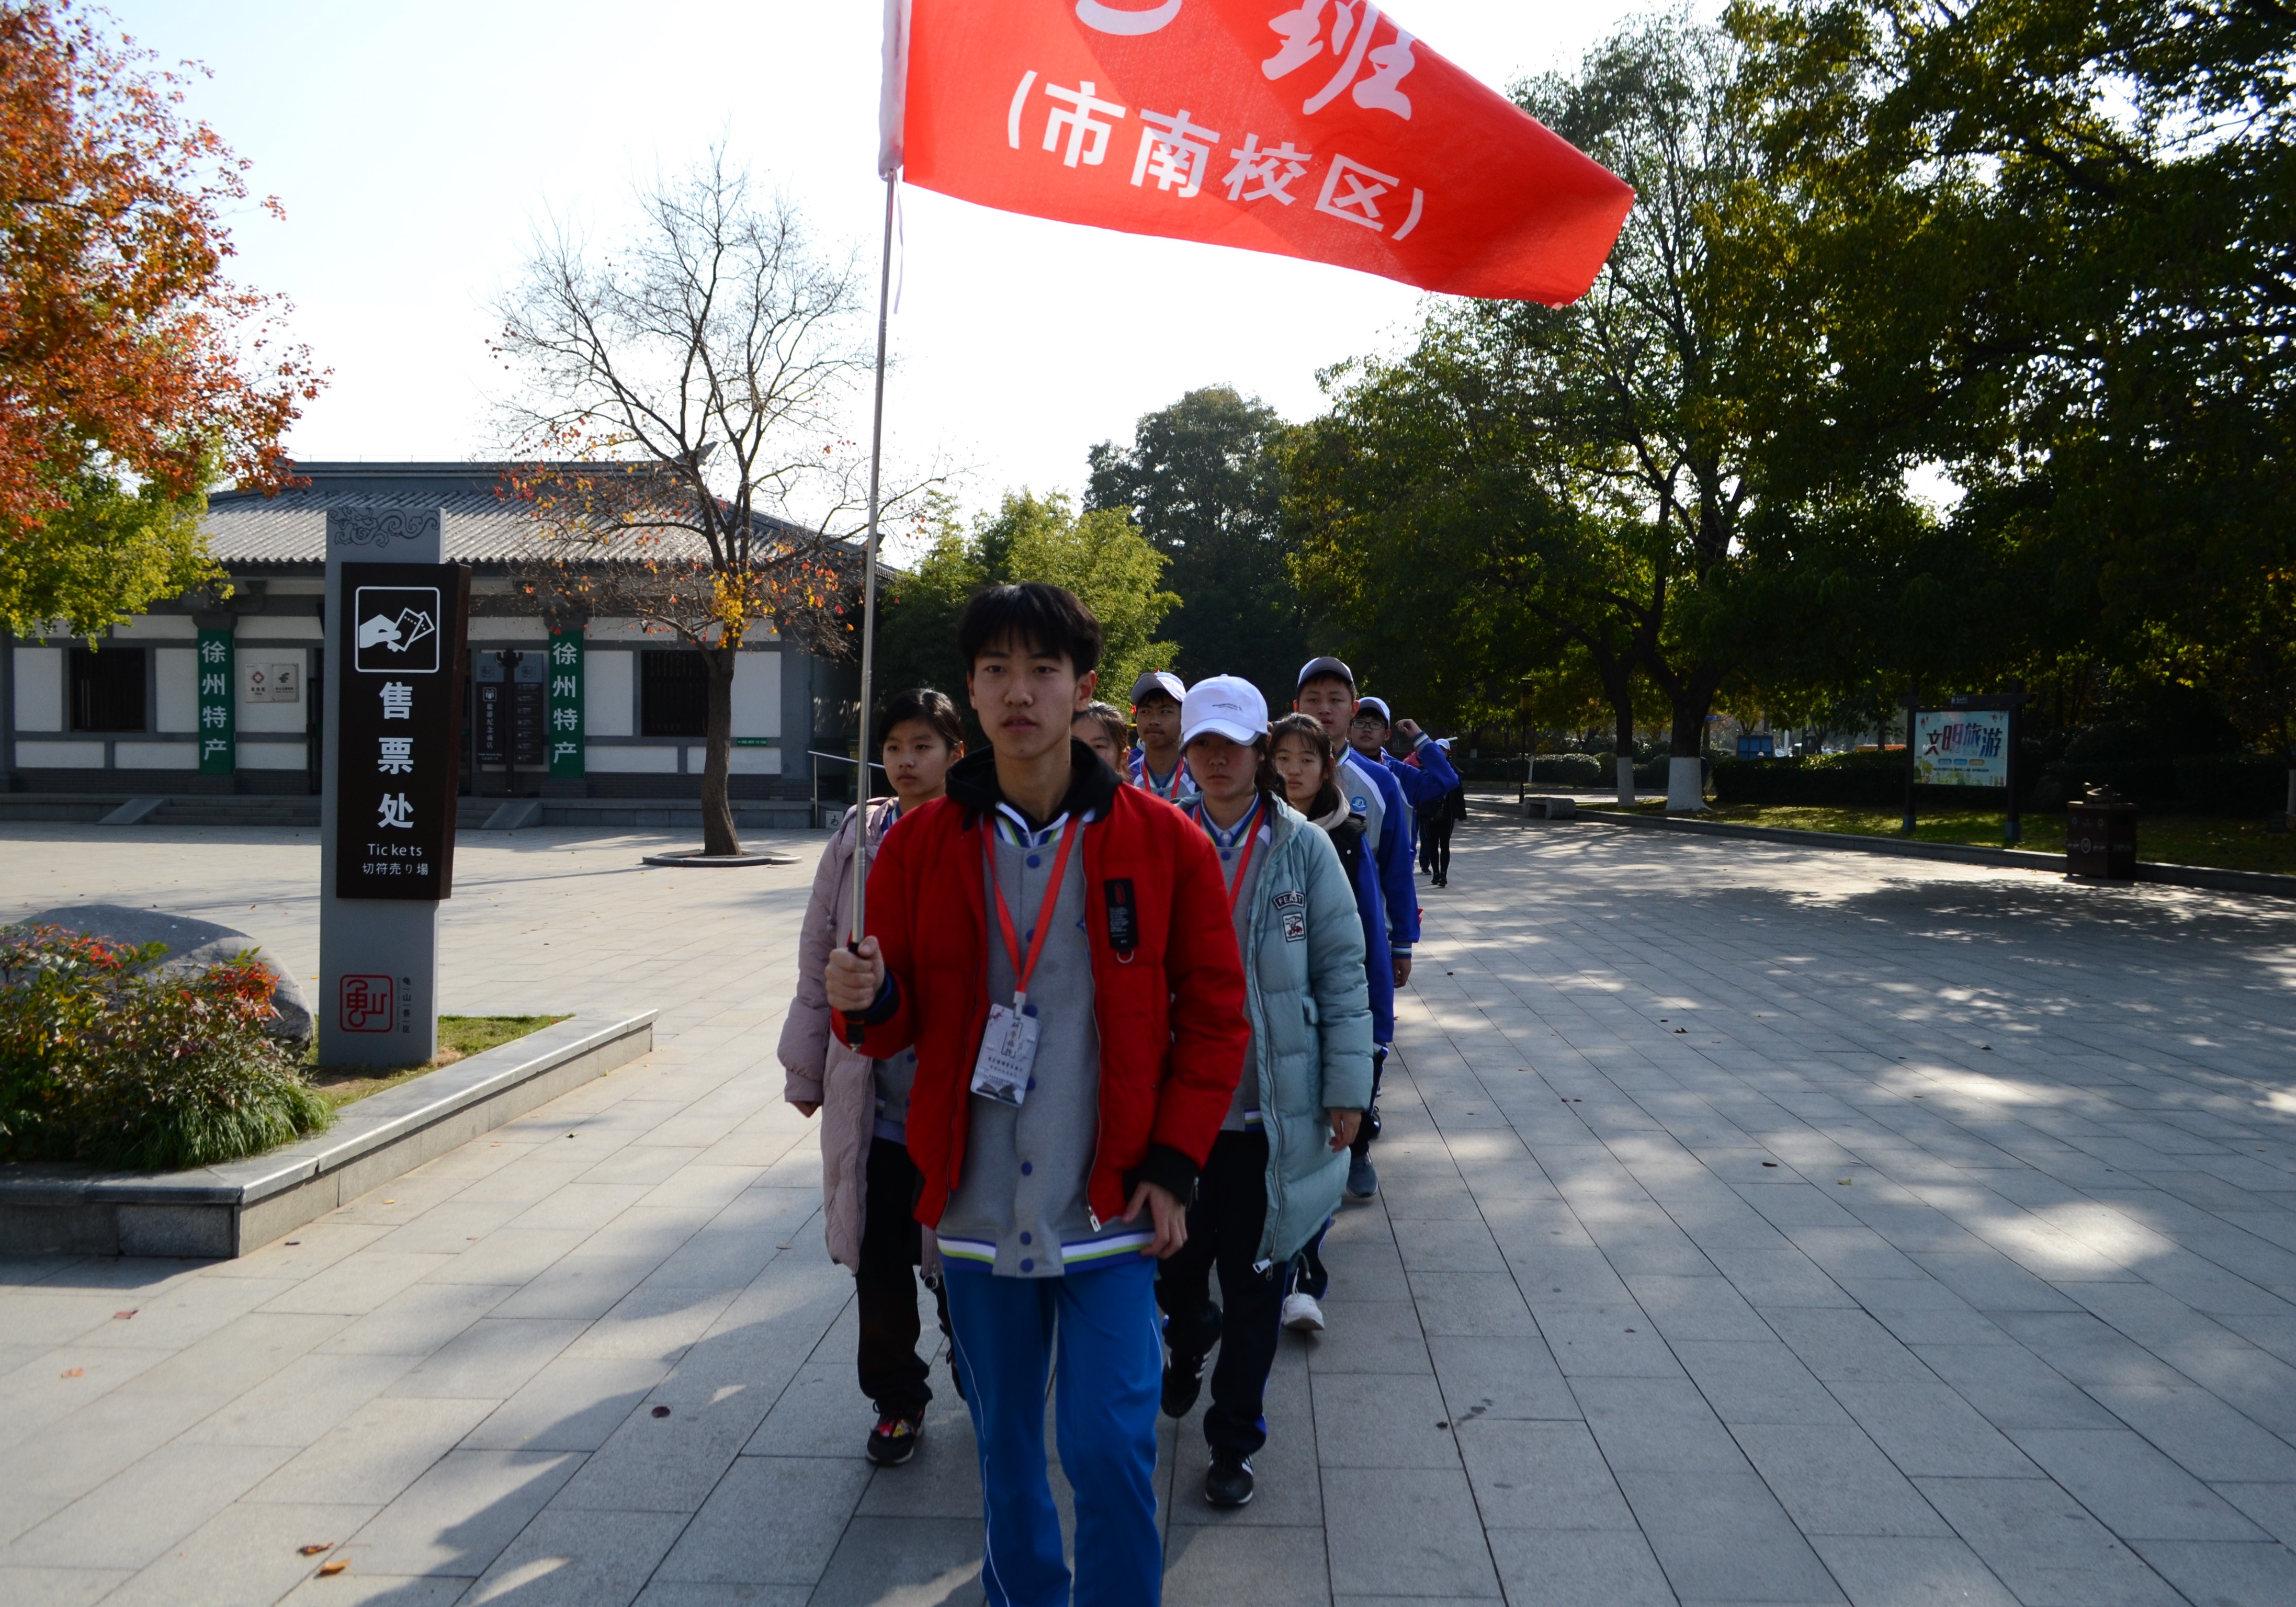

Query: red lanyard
[1199,798,1261,915]
[983,815,1082,1004]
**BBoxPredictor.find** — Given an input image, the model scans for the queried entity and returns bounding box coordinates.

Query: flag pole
[849,171,898,989]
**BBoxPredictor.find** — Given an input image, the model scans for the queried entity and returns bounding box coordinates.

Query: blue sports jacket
[1385,735,1461,807]
[1339,747,1419,956]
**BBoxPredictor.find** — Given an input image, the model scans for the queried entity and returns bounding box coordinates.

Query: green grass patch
[1581,801,2295,875]
[309,1014,569,1109]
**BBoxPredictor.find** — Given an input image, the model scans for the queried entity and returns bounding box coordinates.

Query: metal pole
[850,173,898,954]
[1902,697,1919,836]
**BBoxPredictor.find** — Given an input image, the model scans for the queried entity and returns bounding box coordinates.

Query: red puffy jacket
[836,743,1247,1229]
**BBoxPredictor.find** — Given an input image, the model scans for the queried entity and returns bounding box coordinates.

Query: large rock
[10,904,313,1048]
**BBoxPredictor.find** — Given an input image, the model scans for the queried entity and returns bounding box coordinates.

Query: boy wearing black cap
[1294,656,1416,1201]
[1127,669,1195,804]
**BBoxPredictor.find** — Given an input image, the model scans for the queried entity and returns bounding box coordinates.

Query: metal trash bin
[2066,786,2137,879]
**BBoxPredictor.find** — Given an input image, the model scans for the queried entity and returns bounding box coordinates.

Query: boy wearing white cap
[1159,674,1371,1509]
[1126,670,1195,803]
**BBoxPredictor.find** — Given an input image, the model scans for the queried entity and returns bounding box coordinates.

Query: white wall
[731,650,782,738]
[690,745,783,775]
[16,739,100,767]
[586,649,635,737]
[237,741,307,770]
[238,649,308,734]
[110,615,196,641]
[470,617,547,641]
[13,646,62,732]
[115,741,196,769]
[239,617,324,641]
[154,648,199,732]
[589,745,677,773]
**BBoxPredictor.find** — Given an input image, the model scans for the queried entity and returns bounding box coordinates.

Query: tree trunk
[1666,701,1710,814]
[701,646,741,857]
[1614,697,1637,807]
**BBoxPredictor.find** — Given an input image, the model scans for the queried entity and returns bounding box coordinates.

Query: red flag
[880,1,1633,305]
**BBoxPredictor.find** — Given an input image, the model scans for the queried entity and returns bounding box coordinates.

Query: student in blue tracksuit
[1349,696,1461,818]
[1349,697,1462,886]
[1292,657,1416,1202]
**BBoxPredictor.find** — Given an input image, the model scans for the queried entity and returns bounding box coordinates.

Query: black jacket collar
[947,739,1123,831]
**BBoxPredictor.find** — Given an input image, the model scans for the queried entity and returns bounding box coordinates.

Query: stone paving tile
[106,1500,375,1607]
[1320,1466,1499,1598]
[1914,1476,2185,1605]
[0,1567,134,1607]
[338,1447,583,1578]
[5,821,2295,1604]
[461,1506,688,1606]
[5,1441,296,1571]
[1805,1534,2020,1607]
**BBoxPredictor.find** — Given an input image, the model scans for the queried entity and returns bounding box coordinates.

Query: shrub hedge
[1713,752,2288,814]
[0,926,332,1171]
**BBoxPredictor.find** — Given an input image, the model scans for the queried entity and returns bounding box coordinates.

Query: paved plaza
[2,814,2294,1607]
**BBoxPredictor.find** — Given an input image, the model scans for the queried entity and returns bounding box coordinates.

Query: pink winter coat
[775,801,936,1273]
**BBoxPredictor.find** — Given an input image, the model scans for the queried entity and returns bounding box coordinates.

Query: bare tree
[491,149,887,856]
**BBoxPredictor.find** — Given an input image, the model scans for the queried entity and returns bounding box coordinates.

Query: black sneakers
[1205,1451,1255,1508]
[1162,1353,1207,1419]
[866,1408,925,1466]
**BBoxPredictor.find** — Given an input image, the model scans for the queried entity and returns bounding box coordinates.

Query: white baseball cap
[1180,674,1268,747]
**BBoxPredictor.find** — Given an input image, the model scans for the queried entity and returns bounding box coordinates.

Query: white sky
[112,2,1671,524]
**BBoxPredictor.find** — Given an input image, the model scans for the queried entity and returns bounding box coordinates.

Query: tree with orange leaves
[1,1,322,635]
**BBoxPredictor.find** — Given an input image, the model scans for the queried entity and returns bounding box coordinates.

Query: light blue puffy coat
[1230,798,1375,1264]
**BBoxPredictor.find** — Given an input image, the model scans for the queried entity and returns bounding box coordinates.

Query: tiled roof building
[2,463,861,823]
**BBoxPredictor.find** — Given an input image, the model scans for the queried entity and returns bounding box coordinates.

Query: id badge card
[971,1000,1040,1106]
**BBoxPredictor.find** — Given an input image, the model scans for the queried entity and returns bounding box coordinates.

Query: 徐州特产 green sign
[547,629,583,779]
[196,629,233,775]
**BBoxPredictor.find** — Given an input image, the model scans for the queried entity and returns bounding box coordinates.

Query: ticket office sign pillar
[319,506,471,1068]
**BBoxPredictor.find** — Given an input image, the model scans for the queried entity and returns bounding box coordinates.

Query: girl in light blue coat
[1156,674,1373,1512]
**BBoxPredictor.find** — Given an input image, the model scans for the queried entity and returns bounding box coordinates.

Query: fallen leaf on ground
[60,1368,83,1378]
[113,1310,136,1320]
[318,1559,349,1576]
[651,1405,671,1418]
[298,1543,332,1556]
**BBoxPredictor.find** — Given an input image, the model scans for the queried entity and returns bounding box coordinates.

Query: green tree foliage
[1293,13,1918,795]
[1084,386,1305,708]
[0,465,219,640]
[1286,324,1656,750]
[1731,0,2296,771]
[874,490,1177,734]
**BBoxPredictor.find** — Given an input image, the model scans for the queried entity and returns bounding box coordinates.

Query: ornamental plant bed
[307,1014,569,1110]
[1,926,332,1173]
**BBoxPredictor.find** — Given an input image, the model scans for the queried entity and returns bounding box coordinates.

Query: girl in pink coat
[777,687,964,1465]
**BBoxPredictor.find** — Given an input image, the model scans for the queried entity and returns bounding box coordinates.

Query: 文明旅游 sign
[1914,710,2009,787]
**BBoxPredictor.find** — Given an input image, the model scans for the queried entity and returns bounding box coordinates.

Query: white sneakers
[1281,1292,1326,1333]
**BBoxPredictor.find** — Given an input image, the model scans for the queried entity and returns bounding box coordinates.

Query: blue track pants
[944,1253,1163,1607]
